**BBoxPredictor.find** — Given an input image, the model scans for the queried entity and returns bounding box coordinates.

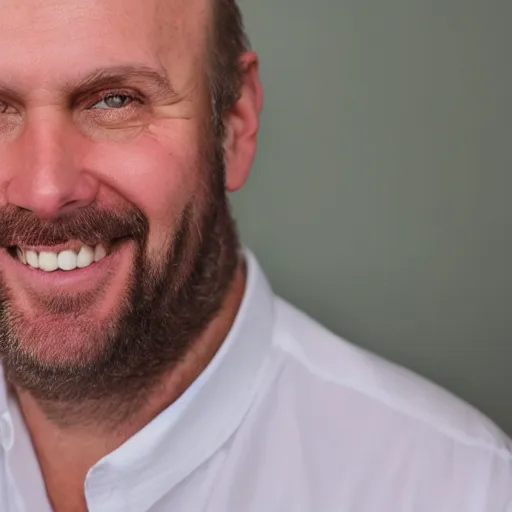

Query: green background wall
[231,0,512,434]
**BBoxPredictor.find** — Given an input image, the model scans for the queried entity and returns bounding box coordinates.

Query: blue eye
[92,94,134,110]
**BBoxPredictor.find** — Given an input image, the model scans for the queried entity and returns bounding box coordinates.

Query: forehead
[0,0,211,89]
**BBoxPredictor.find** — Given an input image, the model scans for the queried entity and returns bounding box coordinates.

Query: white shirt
[1,250,511,512]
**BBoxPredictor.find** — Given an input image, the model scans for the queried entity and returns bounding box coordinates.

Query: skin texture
[0,0,262,510]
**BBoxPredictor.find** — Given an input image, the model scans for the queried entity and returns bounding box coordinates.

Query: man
[0,0,509,510]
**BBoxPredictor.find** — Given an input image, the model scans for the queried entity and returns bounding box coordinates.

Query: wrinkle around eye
[145,115,201,151]
[75,101,197,144]
[75,100,150,138]
[77,115,149,143]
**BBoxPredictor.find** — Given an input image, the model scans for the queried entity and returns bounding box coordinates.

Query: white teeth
[39,251,59,272]
[16,248,26,265]
[25,250,39,269]
[76,246,94,268]
[57,250,77,271]
[94,244,107,262]
[16,244,108,272]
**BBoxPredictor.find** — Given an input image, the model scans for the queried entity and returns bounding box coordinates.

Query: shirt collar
[84,248,276,511]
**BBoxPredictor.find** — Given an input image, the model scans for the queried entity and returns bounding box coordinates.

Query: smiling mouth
[8,242,113,272]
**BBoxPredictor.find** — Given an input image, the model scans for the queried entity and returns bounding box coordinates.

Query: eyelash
[86,89,145,109]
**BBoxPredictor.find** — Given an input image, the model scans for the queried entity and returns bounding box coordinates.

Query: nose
[4,110,98,220]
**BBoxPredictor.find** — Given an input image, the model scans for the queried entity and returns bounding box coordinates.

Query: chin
[3,304,117,367]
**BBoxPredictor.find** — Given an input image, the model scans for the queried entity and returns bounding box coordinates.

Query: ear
[223,52,263,192]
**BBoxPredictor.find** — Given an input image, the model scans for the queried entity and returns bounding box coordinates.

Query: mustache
[0,205,148,248]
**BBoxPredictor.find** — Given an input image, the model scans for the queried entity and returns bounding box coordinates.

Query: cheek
[84,123,202,253]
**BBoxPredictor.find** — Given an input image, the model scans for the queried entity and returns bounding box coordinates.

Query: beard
[0,132,240,420]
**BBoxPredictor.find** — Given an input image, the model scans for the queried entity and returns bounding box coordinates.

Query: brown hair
[209,0,250,135]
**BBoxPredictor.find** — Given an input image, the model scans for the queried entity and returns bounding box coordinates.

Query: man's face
[0,0,240,400]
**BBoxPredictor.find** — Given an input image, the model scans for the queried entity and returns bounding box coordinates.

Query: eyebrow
[67,65,179,102]
[0,64,179,104]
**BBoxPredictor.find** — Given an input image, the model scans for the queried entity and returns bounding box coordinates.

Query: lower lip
[0,242,132,294]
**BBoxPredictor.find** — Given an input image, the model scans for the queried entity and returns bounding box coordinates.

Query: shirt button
[0,413,13,451]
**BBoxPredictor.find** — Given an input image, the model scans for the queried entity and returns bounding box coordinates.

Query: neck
[14,262,246,512]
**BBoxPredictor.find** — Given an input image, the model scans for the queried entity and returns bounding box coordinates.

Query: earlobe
[223,52,263,192]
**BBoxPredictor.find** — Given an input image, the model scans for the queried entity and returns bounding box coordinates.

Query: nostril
[59,198,92,215]
[61,199,81,210]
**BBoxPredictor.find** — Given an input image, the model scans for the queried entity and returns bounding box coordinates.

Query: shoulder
[271,297,512,461]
